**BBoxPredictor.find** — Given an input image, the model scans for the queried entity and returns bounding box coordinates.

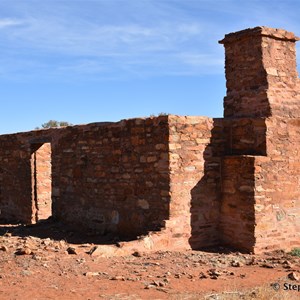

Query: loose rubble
[0,224,299,299]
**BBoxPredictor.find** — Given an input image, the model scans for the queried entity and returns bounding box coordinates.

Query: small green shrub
[289,247,300,257]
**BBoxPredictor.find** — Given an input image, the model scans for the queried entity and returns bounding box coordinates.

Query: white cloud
[0,18,23,28]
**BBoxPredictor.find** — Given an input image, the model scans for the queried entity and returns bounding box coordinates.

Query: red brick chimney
[219,27,300,118]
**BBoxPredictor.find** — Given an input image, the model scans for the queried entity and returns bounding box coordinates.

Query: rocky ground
[0,221,299,300]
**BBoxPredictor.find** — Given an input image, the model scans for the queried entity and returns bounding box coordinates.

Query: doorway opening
[31,142,52,223]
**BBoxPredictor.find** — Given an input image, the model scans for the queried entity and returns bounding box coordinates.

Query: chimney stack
[219,26,300,118]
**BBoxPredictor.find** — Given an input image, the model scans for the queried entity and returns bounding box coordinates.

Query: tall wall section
[167,116,223,249]
[166,116,267,250]
[220,26,300,253]
[253,118,300,252]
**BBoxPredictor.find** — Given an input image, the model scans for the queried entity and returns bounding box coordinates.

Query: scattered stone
[32,254,42,261]
[282,260,293,269]
[198,259,206,264]
[110,275,125,281]
[199,271,208,279]
[207,269,222,278]
[153,280,160,287]
[15,248,32,255]
[288,272,299,281]
[76,258,86,264]
[0,245,8,252]
[67,247,77,255]
[88,246,98,255]
[4,233,12,237]
[223,269,235,276]
[231,260,243,267]
[21,270,32,276]
[126,277,135,281]
[41,238,52,246]
[132,251,142,257]
[246,257,256,265]
[84,272,100,277]
[261,263,274,269]
[144,284,156,289]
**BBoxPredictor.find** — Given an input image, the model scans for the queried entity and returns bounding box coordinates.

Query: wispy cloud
[0,18,23,28]
[0,0,299,81]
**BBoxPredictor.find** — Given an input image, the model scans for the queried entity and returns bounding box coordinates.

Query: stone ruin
[0,26,299,254]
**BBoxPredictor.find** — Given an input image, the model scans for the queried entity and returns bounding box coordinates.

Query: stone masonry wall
[33,143,52,221]
[53,117,170,238]
[252,118,300,252]
[219,26,300,253]
[220,27,300,118]
[0,134,33,223]
[219,27,270,118]
[222,118,266,156]
[0,113,268,249]
[0,129,62,224]
[167,116,223,249]
[220,156,256,252]
[1,26,300,254]
[0,117,170,240]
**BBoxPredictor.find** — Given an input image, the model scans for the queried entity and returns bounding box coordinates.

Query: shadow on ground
[0,218,131,245]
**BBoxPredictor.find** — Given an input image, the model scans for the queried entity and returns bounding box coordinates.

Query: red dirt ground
[0,222,299,300]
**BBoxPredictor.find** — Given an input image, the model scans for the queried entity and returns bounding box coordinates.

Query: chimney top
[219,26,300,45]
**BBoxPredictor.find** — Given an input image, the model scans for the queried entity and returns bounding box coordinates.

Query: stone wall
[165,115,268,250]
[52,117,170,238]
[32,142,52,221]
[252,118,300,252]
[222,118,266,156]
[0,117,171,239]
[0,26,300,254]
[0,134,33,223]
[168,116,223,249]
[220,155,256,252]
[219,26,300,118]
[219,26,300,253]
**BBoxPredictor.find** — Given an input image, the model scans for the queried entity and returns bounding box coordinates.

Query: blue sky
[1,0,300,134]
